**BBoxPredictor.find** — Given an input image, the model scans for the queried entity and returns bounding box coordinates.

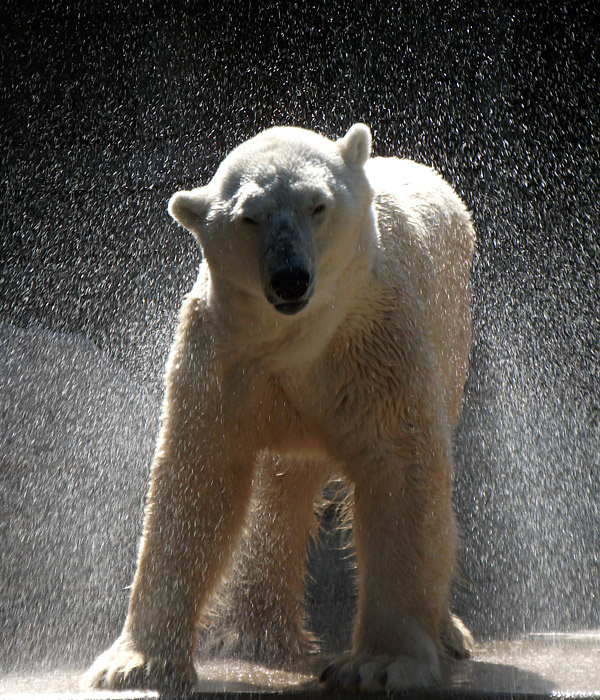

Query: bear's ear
[337,123,372,170]
[168,188,210,232]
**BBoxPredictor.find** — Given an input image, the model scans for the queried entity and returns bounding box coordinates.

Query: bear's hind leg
[204,454,329,666]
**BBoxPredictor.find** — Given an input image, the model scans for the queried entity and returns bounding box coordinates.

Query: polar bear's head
[169,124,372,316]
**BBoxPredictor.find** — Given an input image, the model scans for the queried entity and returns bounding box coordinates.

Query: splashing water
[1,0,598,691]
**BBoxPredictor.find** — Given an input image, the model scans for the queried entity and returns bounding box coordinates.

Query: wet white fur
[87,124,474,692]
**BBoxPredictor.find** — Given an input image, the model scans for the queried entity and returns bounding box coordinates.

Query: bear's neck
[207,245,377,372]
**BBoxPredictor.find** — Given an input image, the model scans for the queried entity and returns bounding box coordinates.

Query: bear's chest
[241,366,332,454]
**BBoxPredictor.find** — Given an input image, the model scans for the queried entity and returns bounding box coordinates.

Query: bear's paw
[319,653,440,692]
[84,635,197,691]
[441,612,474,659]
[201,619,318,666]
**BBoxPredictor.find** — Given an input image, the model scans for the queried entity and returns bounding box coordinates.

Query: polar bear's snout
[270,263,311,303]
[260,222,315,314]
[264,259,314,314]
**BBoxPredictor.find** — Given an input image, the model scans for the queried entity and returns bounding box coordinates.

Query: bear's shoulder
[366,157,452,204]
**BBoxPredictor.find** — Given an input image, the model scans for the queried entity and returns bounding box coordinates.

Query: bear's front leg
[86,362,256,690]
[321,429,456,692]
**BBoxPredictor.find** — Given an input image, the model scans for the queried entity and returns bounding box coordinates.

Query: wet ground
[1,632,600,698]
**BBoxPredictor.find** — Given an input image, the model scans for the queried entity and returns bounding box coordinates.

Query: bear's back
[366,157,475,425]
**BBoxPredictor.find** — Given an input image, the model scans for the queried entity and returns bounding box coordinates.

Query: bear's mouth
[273,299,309,315]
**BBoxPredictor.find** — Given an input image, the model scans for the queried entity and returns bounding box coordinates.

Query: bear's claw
[442,612,474,659]
[319,653,439,691]
[200,617,319,666]
[85,638,197,691]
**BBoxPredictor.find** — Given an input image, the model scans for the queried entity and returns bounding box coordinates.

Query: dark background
[1,0,599,671]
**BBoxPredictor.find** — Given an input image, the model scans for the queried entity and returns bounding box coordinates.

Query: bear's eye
[312,203,326,216]
[242,215,258,225]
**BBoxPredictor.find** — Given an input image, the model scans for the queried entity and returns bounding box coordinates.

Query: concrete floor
[1,632,600,699]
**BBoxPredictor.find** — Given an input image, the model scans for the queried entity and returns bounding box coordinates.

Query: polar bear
[86,124,475,692]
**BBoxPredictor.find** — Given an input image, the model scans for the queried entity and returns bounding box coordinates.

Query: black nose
[270,266,311,302]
